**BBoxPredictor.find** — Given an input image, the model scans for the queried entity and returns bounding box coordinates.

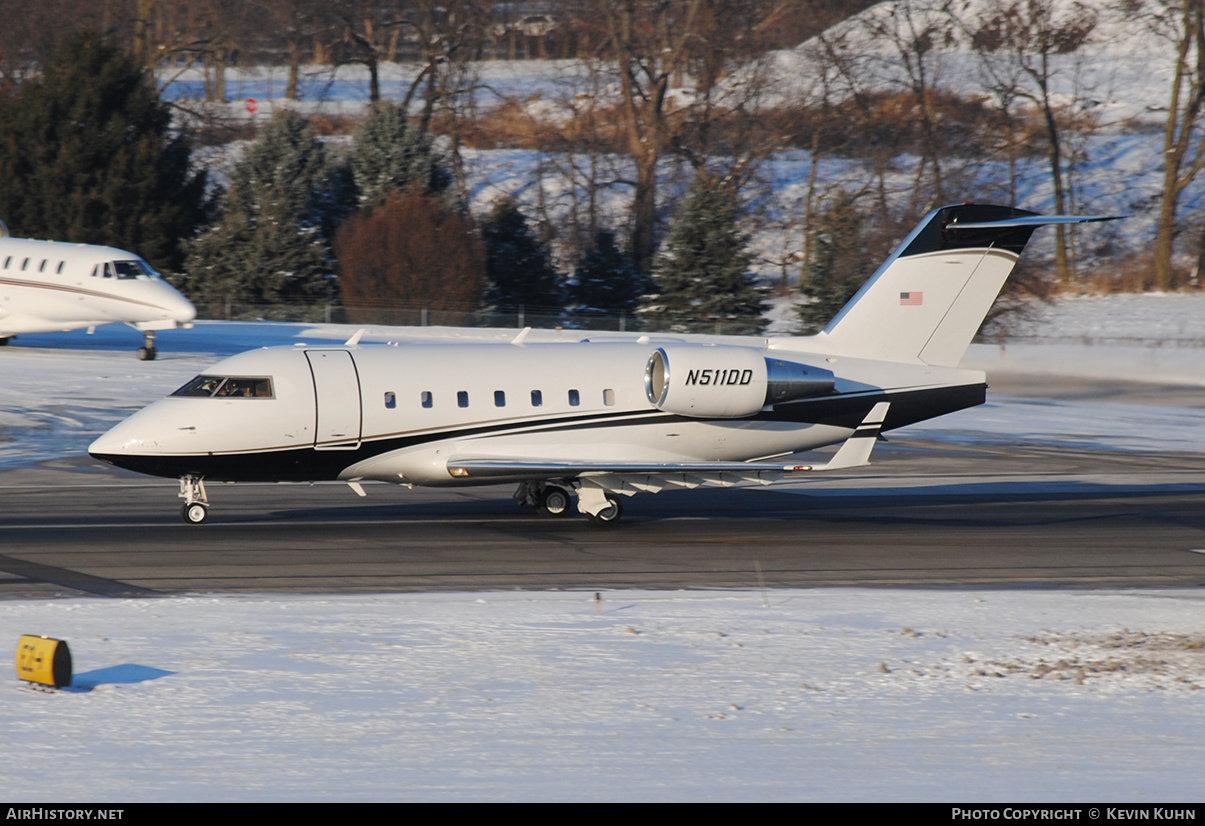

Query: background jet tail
[807,204,1115,367]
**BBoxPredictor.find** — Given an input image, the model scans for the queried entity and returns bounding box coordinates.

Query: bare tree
[1130,0,1205,290]
[250,0,331,100]
[964,0,1098,282]
[593,0,705,274]
[582,0,810,274]
[330,0,403,102]
[856,0,957,208]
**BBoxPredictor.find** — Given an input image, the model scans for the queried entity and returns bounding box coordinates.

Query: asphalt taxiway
[3,439,1205,598]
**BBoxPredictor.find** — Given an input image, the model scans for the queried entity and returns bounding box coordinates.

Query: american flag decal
[899,291,923,306]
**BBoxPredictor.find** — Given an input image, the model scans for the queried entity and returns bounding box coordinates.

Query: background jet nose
[166,288,197,324]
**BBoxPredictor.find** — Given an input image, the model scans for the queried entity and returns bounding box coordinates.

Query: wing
[446,403,891,486]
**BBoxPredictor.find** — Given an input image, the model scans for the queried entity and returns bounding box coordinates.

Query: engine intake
[645,347,834,418]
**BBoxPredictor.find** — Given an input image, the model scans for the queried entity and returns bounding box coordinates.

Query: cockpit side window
[171,376,274,398]
[216,378,273,398]
[173,376,224,396]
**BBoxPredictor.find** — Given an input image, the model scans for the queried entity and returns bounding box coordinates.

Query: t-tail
[800,204,1117,367]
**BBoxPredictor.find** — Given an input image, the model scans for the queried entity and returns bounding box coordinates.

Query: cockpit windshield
[172,376,274,398]
[109,259,158,280]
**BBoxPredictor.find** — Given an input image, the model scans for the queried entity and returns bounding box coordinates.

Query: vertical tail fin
[807,204,1116,367]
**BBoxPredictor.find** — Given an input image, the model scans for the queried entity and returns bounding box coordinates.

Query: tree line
[0,31,763,332]
[2,1,1204,338]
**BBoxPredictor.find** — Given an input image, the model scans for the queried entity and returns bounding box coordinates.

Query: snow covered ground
[2,299,1204,801]
[5,589,1205,802]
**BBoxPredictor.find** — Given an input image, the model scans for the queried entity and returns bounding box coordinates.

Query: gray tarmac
[3,437,1205,598]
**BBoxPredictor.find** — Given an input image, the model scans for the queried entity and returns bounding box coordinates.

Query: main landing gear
[586,496,623,527]
[537,486,571,517]
[179,475,208,524]
[138,330,157,361]
[515,482,625,527]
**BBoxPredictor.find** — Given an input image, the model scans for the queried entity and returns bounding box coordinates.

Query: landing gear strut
[138,330,157,361]
[179,475,208,524]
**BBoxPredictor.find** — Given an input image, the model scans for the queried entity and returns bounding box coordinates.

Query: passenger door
[306,350,362,450]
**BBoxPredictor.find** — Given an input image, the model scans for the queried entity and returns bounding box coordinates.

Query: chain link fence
[190,300,764,336]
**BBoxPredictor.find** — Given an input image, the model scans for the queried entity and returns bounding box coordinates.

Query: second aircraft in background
[0,223,196,359]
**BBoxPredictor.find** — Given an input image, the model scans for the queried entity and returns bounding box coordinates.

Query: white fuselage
[88,340,986,486]
[83,203,1111,524]
[0,237,195,337]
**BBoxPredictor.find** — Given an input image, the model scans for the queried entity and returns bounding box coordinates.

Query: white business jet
[90,204,1112,524]
[0,223,196,359]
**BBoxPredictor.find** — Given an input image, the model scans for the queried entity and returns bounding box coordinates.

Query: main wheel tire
[538,487,571,517]
[181,502,208,524]
[138,346,157,361]
[587,496,623,527]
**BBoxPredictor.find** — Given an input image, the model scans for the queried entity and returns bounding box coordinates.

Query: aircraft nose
[88,403,193,478]
[164,285,197,324]
[88,423,148,460]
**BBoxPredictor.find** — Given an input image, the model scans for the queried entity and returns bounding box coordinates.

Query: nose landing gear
[179,475,208,524]
[138,330,157,361]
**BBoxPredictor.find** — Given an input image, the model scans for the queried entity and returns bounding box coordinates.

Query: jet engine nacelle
[644,347,834,418]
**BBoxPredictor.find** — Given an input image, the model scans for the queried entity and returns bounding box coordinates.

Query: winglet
[344,329,366,347]
[511,327,532,346]
[803,402,890,472]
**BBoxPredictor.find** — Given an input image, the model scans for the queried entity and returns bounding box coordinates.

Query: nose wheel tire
[181,502,208,524]
[138,346,157,361]
[587,496,623,527]
[538,487,571,517]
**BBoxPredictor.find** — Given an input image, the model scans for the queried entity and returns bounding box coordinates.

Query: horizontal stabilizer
[943,214,1122,229]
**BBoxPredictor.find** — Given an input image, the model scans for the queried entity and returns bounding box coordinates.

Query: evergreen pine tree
[797,194,879,335]
[569,230,651,317]
[481,198,562,313]
[642,173,765,335]
[181,111,336,318]
[350,102,454,208]
[0,32,207,272]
